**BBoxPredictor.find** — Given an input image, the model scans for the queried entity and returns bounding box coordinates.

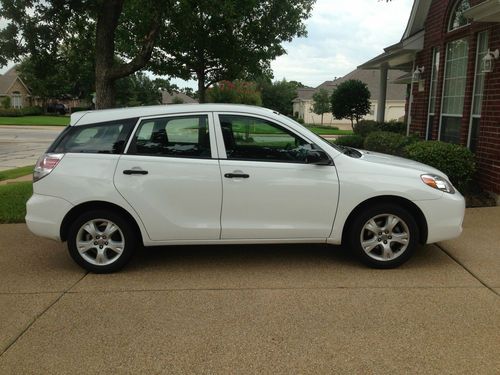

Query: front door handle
[224,173,250,179]
[123,169,148,175]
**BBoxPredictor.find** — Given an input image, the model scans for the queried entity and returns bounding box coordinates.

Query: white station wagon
[26,104,465,273]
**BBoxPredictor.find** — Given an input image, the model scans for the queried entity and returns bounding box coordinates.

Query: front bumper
[25,194,73,241]
[416,191,465,244]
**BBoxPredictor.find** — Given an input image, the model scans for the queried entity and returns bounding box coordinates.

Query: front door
[215,114,339,240]
[114,114,222,242]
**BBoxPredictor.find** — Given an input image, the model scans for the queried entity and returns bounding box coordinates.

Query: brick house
[359,0,500,198]
[0,66,31,108]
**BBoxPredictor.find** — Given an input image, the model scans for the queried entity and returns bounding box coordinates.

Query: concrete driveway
[0,208,499,374]
[0,126,63,171]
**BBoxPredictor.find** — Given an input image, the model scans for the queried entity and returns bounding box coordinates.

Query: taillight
[33,153,65,182]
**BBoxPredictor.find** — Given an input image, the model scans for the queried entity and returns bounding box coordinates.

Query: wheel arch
[60,201,144,244]
[341,195,428,245]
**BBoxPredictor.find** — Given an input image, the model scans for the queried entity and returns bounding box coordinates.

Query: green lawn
[0,182,32,223]
[0,165,34,181]
[0,116,69,126]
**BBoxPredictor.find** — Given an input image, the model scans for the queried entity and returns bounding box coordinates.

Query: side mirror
[305,149,332,165]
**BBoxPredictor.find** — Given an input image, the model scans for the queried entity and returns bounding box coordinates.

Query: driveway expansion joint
[0,271,89,358]
[436,243,499,297]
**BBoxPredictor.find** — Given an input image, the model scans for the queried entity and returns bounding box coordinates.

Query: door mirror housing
[305,149,332,165]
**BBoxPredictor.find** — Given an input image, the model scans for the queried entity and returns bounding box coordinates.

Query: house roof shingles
[0,75,17,95]
[161,91,198,104]
[295,69,407,102]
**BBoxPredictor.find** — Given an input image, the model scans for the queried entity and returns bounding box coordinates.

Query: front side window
[219,114,312,163]
[448,0,470,32]
[129,115,211,158]
[52,119,136,154]
[440,39,469,144]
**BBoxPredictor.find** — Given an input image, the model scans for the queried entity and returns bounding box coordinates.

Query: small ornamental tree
[331,79,371,129]
[207,81,262,106]
[311,88,330,125]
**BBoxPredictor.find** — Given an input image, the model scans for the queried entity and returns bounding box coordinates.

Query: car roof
[70,104,280,126]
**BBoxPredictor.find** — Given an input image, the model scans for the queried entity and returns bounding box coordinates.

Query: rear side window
[128,115,211,158]
[50,118,137,154]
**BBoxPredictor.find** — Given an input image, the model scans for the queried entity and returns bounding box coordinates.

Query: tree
[150,0,314,103]
[207,81,261,106]
[331,79,371,129]
[311,88,330,125]
[260,79,304,115]
[0,0,171,108]
[115,72,162,107]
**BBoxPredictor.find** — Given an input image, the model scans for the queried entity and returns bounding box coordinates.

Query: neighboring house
[0,66,31,108]
[161,91,198,105]
[359,0,500,198]
[292,69,407,127]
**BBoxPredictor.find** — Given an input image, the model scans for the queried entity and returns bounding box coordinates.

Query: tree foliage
[0,0,171,108]
[150,0,314,102]
[331,79,371,128]
[207,81,261,106]
[259,79,303,115]
[311,88,330,124]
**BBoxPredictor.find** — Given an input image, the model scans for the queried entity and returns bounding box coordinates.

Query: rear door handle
[123,169,148,175]
[224,173,249,179]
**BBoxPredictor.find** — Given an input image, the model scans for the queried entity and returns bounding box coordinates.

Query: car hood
[356,149,447,178]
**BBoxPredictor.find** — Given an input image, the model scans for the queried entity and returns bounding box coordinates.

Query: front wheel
[67,210,137,273]
[348,204,419,268]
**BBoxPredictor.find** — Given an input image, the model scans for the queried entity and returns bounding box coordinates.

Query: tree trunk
[197,71,206,103]
[94,0,162,109]
[321,113,324,125]
[95,78,116,110]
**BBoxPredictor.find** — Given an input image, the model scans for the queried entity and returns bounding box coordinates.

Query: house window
[11,92,22,109]
[426,48,440,140]
[448,0,471,32]
[439,39,468,144]
[468,32,489,152]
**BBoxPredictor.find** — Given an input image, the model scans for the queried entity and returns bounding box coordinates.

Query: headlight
[421,174,455,194]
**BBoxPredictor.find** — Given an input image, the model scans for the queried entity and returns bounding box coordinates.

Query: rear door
[114,113,222,242]
[214,113,339,240]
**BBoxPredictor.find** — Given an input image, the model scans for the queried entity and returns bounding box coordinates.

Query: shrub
[1,96,11,109]
[0,108,22,117]
[379,120,406,134]
[364,131,417,156]
[207,80,262,105]
[404,141,476,192]
[335,135,364,148]
[353,120,379,137]
[21,106,43,116]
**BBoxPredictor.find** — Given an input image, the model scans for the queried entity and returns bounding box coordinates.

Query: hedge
[353,120,406,137]
[0,106,44,117]
[334,134,364,148]
[363,131,417,156]
[404,141,476,192]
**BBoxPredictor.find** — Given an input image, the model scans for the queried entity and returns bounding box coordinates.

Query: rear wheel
[348,204,419,268]
[67,210,137,273]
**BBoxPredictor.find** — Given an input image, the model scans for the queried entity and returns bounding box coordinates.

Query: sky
[0,0,414,89]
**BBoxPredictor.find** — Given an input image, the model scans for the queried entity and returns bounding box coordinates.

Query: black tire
[67,210,137,273]
[348,203,419,269]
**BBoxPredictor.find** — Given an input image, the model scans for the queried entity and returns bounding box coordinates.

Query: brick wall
[409,0,500,194]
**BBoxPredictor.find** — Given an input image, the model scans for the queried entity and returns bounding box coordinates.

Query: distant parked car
[46,103,68,115]
[26,104,465,273]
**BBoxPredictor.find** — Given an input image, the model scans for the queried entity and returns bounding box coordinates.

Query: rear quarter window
[50,118,137,154]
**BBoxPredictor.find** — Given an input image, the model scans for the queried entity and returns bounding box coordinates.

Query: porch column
[377,63,388,123]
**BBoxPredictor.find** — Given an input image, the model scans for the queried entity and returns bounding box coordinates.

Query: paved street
[0,207,498,374]
[0,126,64,171]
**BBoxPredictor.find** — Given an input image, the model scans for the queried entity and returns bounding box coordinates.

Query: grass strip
[0,116,69,126]
[0,182,32,223]
[0,165,34,181]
